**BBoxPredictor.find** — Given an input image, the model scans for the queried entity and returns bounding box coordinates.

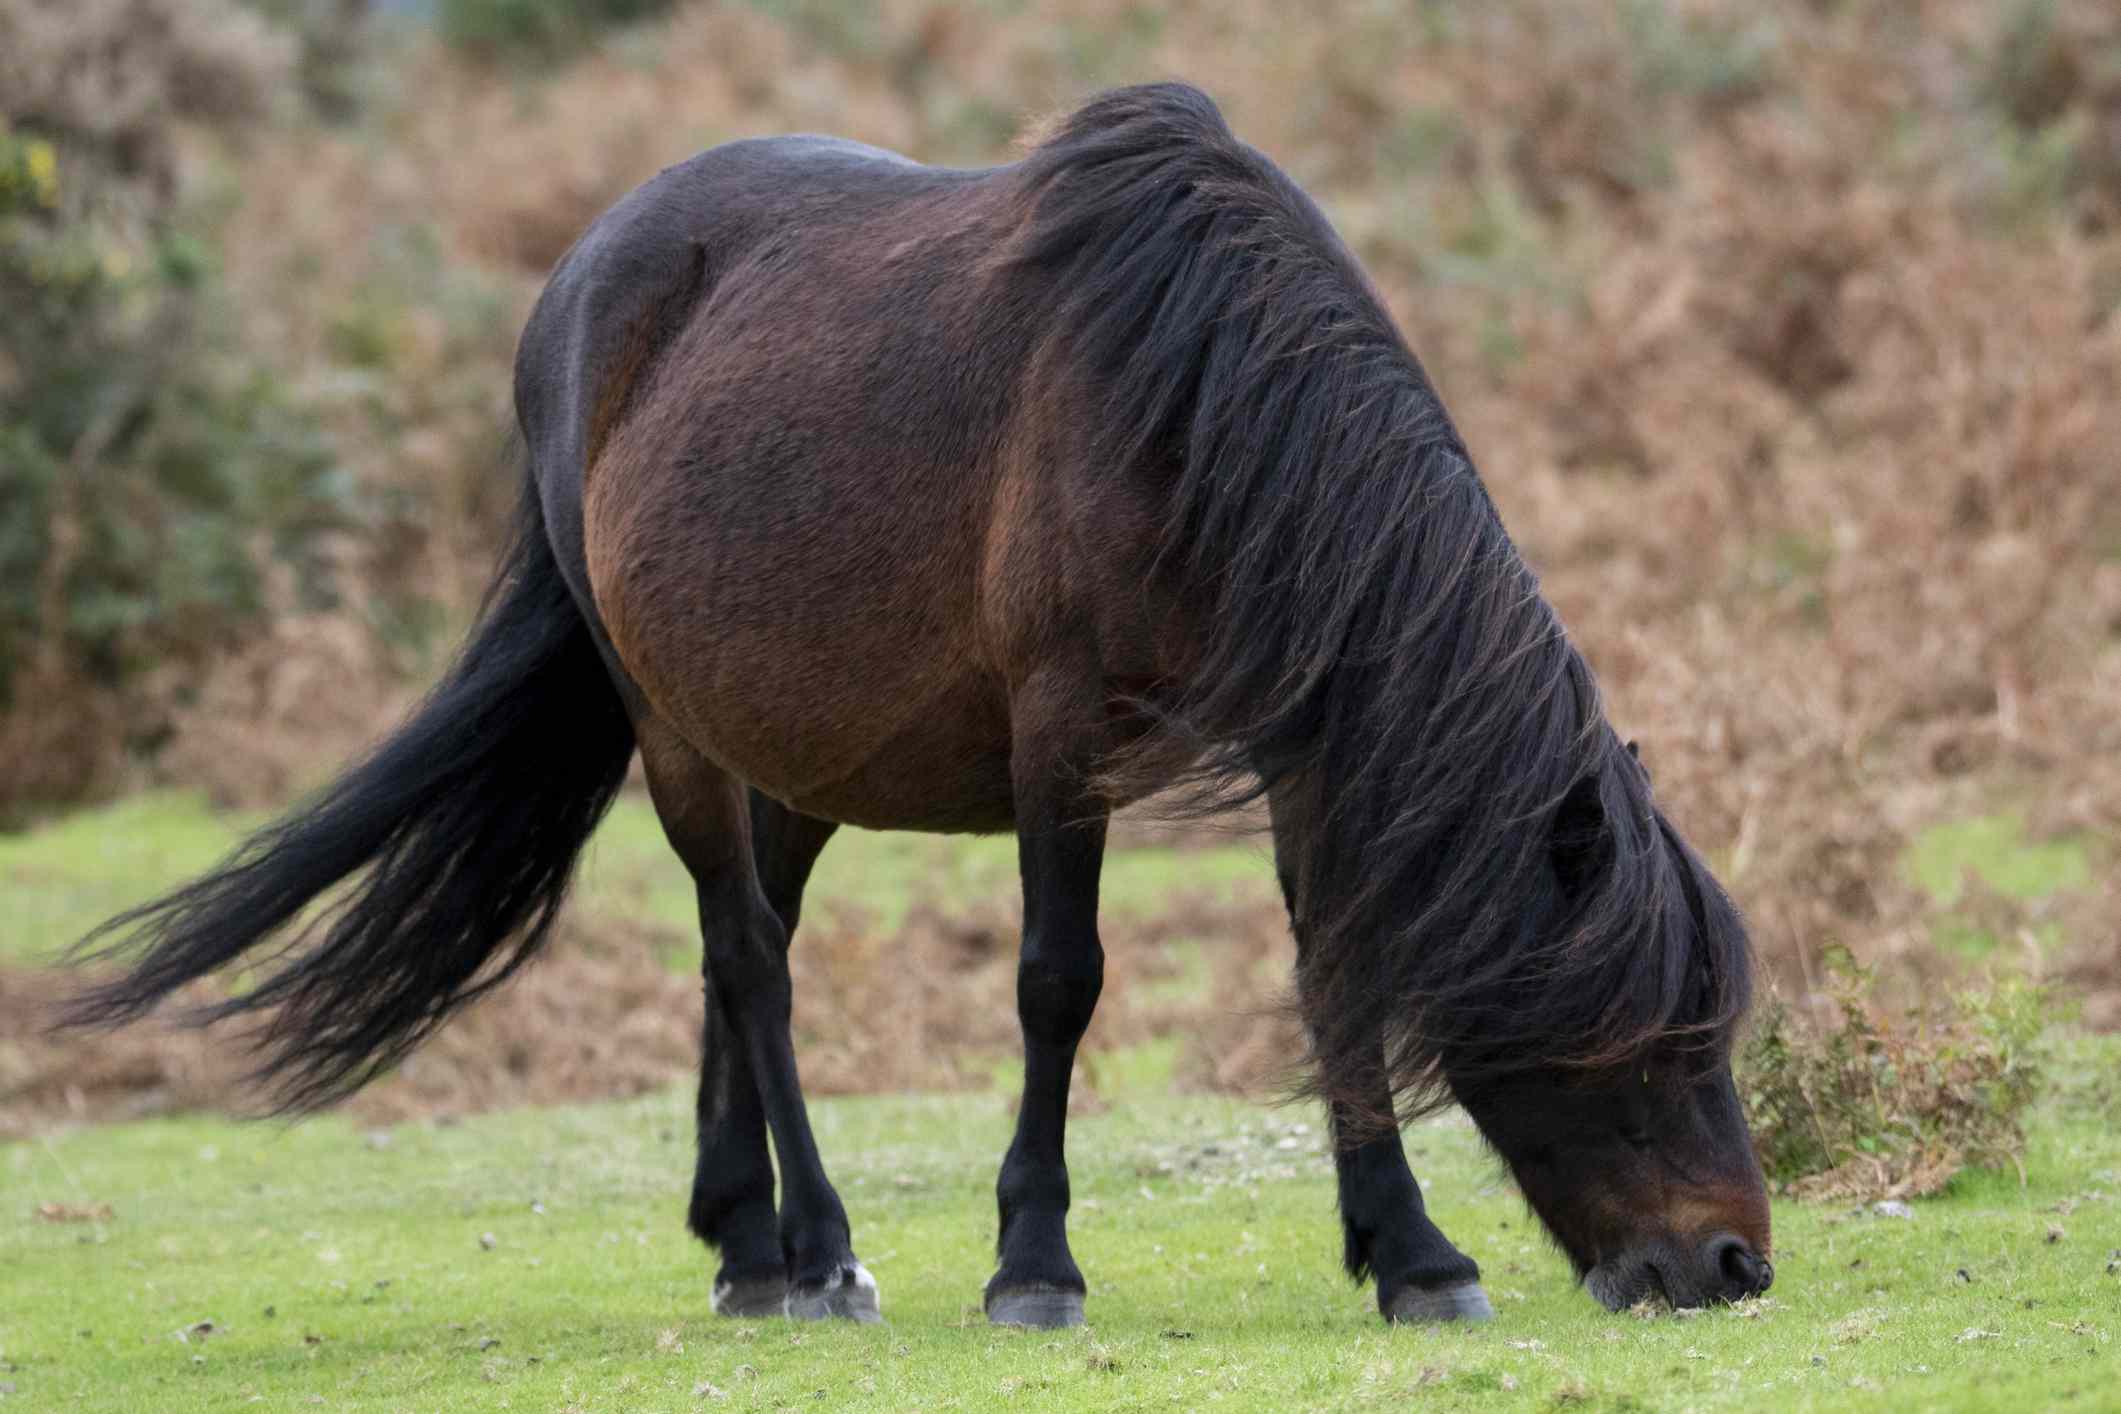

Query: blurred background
[2,0,2116,1134]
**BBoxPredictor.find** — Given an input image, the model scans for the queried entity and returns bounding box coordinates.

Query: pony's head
[1286,730,1770,1312]
[1455,1052,1772,1310]
[1018,80,1771,1309]
[1420,745,1770,1310]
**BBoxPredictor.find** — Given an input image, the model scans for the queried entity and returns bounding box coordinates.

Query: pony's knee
[1016,939,1103,1043]
[704,913,792,1005]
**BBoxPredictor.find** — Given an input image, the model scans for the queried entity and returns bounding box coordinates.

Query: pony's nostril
[1706,1234,1769,1297]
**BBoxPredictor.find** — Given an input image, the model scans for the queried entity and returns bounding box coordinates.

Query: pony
[67,83,1771,1328]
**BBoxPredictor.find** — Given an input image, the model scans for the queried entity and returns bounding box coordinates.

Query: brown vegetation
[0,893,1295,1136]
[220,1,2120,1001]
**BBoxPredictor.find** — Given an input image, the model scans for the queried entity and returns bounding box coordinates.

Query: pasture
[6,798,2119,1411]
[8,1035,2118,1411]
[7,2,2121,1411]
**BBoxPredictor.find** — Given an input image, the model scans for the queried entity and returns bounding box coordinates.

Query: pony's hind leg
[984,665,1109,1329]
[639,725,875,1322]
[686,790,839,1317]
[747,788,839,966]
[691,968,782,1317]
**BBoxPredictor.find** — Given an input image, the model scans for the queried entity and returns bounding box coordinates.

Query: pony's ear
[1551,770,1612,899]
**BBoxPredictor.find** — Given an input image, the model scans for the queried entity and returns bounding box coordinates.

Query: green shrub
[0,3,356,814]
[1621,0,1778,110]
[436,0,676,63]
[239,0,380,120]
[1740,950,2049,1202]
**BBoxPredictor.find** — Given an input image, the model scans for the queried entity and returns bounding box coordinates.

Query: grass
[581,795,1273,941]
[0,793,252,965]
[1903,813,2095,961]
[9,795,2087,972]
[1905,814,2092,910]
[0,790,1276,966]
[4,798,2113,1408]
[6,1040,2118,1412]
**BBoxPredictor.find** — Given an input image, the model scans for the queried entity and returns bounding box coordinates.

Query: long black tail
[63,483,637,1111]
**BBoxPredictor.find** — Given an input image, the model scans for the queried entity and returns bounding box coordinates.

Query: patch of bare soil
[0,891,1300,1139]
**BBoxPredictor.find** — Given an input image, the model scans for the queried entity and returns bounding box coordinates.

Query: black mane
[1016,83,1752,1119]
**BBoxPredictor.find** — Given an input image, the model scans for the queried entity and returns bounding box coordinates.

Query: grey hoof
[710,1273,789,1319]
[986,1283,1086,1328]
[786,1261,882,1323]
[1384,1282,1495,1324]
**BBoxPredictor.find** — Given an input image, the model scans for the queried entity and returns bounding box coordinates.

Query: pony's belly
[778,737,1019,834]
[699,624,1017,830]
[584,452,1019,829]
[595,559,1017,831]
[629,628,1017,832]
[714,678,1018,833]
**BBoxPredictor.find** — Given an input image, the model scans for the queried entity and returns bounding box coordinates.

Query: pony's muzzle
[1586,1231,1774,1310]
[1702,1231,1773,1300]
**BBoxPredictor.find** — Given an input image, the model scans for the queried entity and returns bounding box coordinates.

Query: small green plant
[239,0,380,120]
[1620,0,1779,110]
[436,0,676,63]
[1984,0,2079,133]
[1740,950,2048,1201]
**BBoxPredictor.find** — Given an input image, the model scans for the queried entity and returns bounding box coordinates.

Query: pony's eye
[1617,1124,1652,1149]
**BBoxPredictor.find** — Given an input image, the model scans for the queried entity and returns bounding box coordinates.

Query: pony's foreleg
[639,725,875,1322]
[1267,787,1492,1324]
[984,666,1109,1329]
[1324,1083,1493,1323]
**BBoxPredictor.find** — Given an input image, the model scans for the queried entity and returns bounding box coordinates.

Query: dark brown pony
[68,84,1771,1328]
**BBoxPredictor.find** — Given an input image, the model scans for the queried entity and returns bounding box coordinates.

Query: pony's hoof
[986,1283,1086,1329]
[786,1261,882,1323]
[1384,1282,1495,1324]
[710,1272,790,1319]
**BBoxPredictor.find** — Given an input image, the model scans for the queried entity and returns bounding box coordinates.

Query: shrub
[0,2,355,816]
[436,0,676,63]
[240,0,380,120]
[1740,951,2050,1202]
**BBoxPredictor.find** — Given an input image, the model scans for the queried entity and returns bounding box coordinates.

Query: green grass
[6,798,2114,1408]
[1903,812,2095,960]
[12,797,2081,971]
[1905,813,2091,909]
[0,792,253,965]
[6,1043,2118,1412]
[579,796,1273,940]
[0,790,1276,965]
